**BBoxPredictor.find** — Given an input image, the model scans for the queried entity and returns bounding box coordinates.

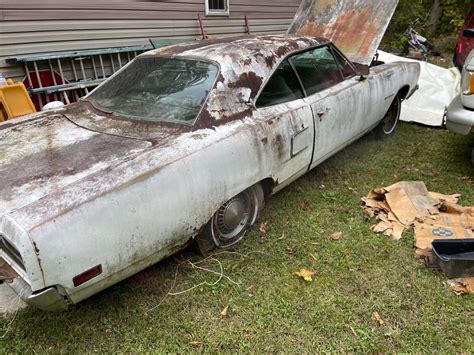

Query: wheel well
[259,178,277,199]
[399,85,410,100]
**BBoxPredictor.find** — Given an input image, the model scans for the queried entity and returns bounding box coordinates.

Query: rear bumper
[446,94,474,135]
[8,277,68,312]
[1,257,68,311]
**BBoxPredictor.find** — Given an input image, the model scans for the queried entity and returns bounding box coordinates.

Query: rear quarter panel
[25,114,296,303]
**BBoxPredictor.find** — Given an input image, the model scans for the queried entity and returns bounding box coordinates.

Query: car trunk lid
[0,112,152,215]
[287,0,399,65]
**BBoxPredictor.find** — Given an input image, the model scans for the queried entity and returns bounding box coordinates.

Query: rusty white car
[0,8,420,310]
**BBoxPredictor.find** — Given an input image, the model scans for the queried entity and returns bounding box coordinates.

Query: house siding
[0,0,300,81]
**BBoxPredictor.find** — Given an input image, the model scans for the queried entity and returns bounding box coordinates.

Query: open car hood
[288,0,399,65]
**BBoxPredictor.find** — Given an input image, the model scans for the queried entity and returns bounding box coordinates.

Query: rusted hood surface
[288,0,399,64]
[0,111,152,217]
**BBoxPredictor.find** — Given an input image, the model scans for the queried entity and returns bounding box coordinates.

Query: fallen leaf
[299,201,313,211]
[278,231,286,240]
[349,325,357,336]
[245,285,255,292]
[310,242,320,246]
[309,253,318,261]
[190,341,202,345]
[371,311,385,326]
[295,185,304,193]
[295,268,316,282]
[331,231,343,240]
[220,306,229,317]
[286,245,296,254]
[259,223,269,241]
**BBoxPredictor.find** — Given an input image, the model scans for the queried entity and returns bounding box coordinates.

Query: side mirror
[463,28,474,38]
[353,63,370,79]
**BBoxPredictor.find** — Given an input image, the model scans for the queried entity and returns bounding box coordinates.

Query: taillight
[73,264,102,287]
[470,74,474,95]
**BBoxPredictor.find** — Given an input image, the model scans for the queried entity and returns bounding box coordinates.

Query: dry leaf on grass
[331,231,343,240]
[259,222,269,241]
[220,305,229,317]
[278,231,286,240]
[446,277,474,295]
[299,201,314,212]
[190,341,203,345]
[295,268,316,282]
[309,253,318,261]
[371,311,385,326]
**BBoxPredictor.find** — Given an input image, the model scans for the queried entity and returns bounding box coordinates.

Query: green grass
[1,123,473,352]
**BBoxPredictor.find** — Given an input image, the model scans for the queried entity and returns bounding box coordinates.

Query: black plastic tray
[432,239,474,279]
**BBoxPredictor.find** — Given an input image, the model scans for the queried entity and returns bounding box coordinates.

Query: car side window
[290,46,343,96]
[256,59,304,108]
[331,47,357,78]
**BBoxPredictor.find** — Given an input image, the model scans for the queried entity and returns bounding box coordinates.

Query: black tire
[195,183,265,255]
[374,94,402,139]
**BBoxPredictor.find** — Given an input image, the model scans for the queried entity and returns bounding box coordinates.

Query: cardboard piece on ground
[362,181,474,294]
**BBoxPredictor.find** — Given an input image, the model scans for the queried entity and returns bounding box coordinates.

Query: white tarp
[378,51,461,127]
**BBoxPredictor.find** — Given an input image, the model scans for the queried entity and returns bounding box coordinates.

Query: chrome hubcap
[214,194,250,242]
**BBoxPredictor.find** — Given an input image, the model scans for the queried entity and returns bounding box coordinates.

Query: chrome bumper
[1,257,68,311]
[446,94,474,136]
[7,277,69,312]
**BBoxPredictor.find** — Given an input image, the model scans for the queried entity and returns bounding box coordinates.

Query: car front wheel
[196,184,264,255]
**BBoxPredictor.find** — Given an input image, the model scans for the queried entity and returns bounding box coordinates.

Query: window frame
[255,59,306,109]
[205,0,230,16]
[255,43,356,108]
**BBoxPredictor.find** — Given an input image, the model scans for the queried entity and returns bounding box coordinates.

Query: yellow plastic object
[0,80,36,122]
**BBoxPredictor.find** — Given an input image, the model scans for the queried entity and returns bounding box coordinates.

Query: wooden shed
[0,0,301,82]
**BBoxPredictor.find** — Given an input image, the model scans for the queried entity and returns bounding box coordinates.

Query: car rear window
[87,57,218,124]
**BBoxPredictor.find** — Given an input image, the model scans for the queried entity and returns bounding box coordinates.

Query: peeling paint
[288,0,399,65]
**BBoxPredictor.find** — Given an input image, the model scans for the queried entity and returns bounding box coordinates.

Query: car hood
[0,110,153,217]
[288,0,399,65]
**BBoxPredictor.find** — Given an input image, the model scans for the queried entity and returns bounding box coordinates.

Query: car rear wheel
[195,184,264,255]
[374,94,401,138]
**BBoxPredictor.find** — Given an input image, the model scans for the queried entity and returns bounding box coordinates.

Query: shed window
[206,0,229,16]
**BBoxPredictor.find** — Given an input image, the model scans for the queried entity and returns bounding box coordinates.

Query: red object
[73,265,103,287]
[454,8,474,69]
[198,13,208,40]
[23,70,69,111]
[244,16,250,35]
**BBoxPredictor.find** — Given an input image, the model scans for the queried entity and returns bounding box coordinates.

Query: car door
[289,45,370,168]
[255,59,315,185]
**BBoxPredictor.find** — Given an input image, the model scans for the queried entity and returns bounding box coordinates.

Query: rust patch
[151,35,254,57]
[298,8,376,58]
[0,132,150,201]
[274,134,285,161]
[228,72,263,99]
[288,0,398,64]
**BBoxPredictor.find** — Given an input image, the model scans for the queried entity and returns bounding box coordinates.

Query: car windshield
[87,56,218,124]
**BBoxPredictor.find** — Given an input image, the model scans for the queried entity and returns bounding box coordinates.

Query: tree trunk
[428,0,442,34]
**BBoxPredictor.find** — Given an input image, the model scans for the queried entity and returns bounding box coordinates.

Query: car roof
[144,35,329,124]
